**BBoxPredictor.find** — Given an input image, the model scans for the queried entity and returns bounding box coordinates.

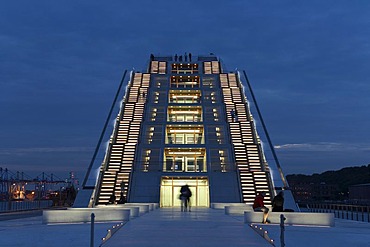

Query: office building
[78,54,294,209]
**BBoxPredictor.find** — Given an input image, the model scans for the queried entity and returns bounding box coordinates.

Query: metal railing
[308,203,370,222]
[0,200,53,212]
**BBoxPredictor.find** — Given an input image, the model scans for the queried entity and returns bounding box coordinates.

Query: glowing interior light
[168,129,201,133]
[168,152,202,155]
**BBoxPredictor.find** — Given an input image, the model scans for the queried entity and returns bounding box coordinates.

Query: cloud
[274,142,370,152]
[0,147,93,156]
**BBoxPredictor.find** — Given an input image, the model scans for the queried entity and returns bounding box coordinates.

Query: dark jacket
[180,185,192,199]
[272,193,284,212]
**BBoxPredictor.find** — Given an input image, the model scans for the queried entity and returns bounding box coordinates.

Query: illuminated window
[148,127,154,144]
[170,76,200,88]
[164,148,206,172]
[154,92,159,103]
[216,127,223,144]
[171,63,199,74]
[211,92,216,103]
[144,150,151,172]
[219,150,226,172]
[213,108,219,121]
[166,125,204,144]
[169,90,201,103]
[151,108,157,122]
[167,106,202,122]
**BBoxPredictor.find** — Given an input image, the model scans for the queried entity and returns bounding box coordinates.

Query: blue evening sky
[1,1,370,180]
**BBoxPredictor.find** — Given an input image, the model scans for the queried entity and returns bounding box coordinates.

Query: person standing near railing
[230,109,235,122]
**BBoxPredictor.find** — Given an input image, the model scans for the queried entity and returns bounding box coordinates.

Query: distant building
[349,183,370,204]
[77,54,295,209]
[288,180,341,202]
[289,182,313,202]
[312,182,339,201]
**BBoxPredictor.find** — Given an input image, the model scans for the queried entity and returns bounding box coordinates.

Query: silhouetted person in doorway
[180,184,192,212]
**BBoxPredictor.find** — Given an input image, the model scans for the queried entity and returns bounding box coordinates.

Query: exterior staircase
[220,73,273,205]
[96,73,149,204]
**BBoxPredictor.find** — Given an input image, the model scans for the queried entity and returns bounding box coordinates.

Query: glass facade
[166,125,204,144]
[167,106,203,122]
[164,148,206,172]
[88,54,287,207]
[171,64,199,74]
[169,90,201,104]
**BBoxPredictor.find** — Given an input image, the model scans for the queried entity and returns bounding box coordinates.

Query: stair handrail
[82,70,128,189]
[241,70,288,189]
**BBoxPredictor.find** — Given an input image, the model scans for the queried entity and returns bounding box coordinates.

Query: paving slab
[103,208,270,247]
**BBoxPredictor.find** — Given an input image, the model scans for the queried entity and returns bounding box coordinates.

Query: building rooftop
[1,208,370,247]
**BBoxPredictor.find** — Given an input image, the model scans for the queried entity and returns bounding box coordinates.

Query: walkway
[1,207,370,246]
[103,207,270,247]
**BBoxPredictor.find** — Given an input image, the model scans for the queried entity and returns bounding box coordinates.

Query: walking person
[253,192,270,223]
[180,184,192,212]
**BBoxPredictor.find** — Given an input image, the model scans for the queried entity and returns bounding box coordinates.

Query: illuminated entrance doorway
[160,177,209,207]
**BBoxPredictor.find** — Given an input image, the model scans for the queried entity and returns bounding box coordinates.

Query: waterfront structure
[349,183,370,204]
[78,54,295,209]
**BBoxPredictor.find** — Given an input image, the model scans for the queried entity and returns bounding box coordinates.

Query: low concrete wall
[123,204,150,214]
[95,205,140,217]
[42,208,131,224]
[120,206,140,217]
[225,205,253,215]
[211,203,248,210]
[125,203,158,212]
[244,211,335,227]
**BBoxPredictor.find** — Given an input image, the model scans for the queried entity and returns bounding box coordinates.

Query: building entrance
[160,177,209,207]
